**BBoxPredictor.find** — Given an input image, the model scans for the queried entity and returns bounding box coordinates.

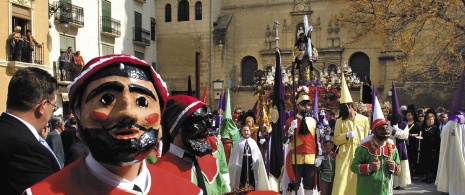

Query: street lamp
[49,1,71,34]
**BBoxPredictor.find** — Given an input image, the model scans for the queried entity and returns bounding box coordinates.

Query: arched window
[241,56,258,85]
[349,52,370,82]
[327,64,338,74]
[178,0,189,22]
[195,1,202,20]
[165,4,171,22]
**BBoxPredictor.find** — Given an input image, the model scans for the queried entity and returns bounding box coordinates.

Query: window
[101,44,114,56]
[102,0,111,33]
[178,0,189,22]
[60,35,75,53]
[135,12,142,28]
[241,56,258,85]
[349,52,370,82]
[134,51,144,60]
[195,1,202,20]
[327,64,338,74]
[151,17,156,41]
[165,4,171,22]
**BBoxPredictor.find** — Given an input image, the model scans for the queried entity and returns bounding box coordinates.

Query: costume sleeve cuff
[359,164,370,175]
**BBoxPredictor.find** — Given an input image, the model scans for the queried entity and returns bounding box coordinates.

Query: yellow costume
[331,73,370,195]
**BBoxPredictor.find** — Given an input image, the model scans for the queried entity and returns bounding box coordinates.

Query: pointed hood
[448,69,465,124]
[390,81,402,125]
[223,89,232,119]
[312,87,319,119]
[340,73,353,104]
[371,86,387,132]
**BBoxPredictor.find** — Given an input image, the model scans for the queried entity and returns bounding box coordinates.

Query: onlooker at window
[74,51,84,76]
[9,26,24,61]
[58,52,68,81]
[66,47,76,80]
[23,30,41,63]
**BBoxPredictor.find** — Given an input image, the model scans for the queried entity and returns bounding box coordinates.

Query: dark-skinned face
[180,107,213,157]
[79,76,161,166]
[374,124,389,141]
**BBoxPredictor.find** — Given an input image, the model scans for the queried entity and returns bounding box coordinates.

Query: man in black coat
[0,67,60,194]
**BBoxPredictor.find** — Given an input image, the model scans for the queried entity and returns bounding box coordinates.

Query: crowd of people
[0,54,463,195]
[58,46,85,81]
[8,26,42,63]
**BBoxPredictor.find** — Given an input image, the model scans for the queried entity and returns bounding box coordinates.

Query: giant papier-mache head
[68,54,168,166]
[161,95,213,157]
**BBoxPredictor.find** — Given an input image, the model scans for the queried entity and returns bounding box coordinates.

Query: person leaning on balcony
[9,26,24,61]
[66,47,76,81]
[23,30,41,63]
[58,52,68,81]
[74,51,84,76]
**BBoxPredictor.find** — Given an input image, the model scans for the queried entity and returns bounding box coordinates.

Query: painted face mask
[180,107,213,157]
[78,64,162,166]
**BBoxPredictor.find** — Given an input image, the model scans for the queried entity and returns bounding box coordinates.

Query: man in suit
[46,116,65,168]
[0,67,60,195]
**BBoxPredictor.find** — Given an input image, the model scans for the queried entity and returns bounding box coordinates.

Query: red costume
[30,158,202,195]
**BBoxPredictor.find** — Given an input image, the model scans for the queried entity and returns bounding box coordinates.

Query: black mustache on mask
[105,120,150,132]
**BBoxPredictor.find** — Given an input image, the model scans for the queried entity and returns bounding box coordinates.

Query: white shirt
[85,154,151,194]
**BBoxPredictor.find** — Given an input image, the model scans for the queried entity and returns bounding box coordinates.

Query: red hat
[68,54,168,118]
[371,119,388,133]
[162,95,207,137]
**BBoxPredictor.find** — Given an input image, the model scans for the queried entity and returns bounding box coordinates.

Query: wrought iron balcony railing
[133,27,151,46]
[53,1,84,27]
[101,16,121,37]
[7,42,44,65]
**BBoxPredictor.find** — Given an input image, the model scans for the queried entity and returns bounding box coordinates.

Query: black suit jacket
[0,113,60,195]
[46,129,65,168]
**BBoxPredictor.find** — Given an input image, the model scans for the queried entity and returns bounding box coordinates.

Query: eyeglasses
[46,100,59,112]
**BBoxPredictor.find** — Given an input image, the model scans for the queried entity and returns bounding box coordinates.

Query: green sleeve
[351,146,365,174]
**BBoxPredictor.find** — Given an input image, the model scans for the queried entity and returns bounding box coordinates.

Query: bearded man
[27,55,202,194]
[156,95,230,195]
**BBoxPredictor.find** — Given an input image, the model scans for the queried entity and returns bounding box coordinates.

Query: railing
[133,27,151,46]
[53,1,84,26]
[7,42,44,65]
[101,16,121,37]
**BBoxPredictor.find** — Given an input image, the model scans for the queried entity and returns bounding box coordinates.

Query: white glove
[392,125,400,132]
[347,131,357,138]
[288,128,294,136]
[259,139,266,145]
[290,119,298,130]
[315,157,323,167]
[323,118,329,126]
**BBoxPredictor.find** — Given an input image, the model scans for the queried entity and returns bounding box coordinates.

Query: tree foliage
[332,0,465,84]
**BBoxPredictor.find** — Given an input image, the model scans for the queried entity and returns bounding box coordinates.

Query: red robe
[29,157,202,195]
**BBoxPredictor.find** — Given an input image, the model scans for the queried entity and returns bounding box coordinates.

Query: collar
[5,112,40,141]
[85,154,151,194]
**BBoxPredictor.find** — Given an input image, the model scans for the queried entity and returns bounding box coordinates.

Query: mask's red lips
[110,128,140,139]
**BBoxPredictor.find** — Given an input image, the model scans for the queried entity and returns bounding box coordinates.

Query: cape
[435,121,465,194]
[228,137,270,191]
[29,157,202,195]
[388,121,411,187]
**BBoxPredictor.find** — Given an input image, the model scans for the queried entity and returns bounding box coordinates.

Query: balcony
[7,43,45,65]
[133,27,150,46]
[134,0,146,3]
[101,16,121,37]
[52,1,84,28]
